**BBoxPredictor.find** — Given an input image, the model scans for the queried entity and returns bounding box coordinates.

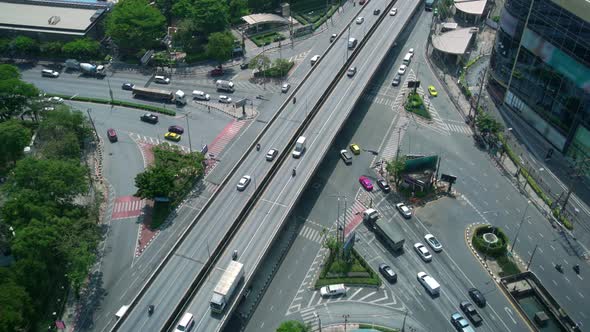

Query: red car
[359,176,373,191]
[359,0,368,4]
[210,67,224,76]
[107,128,117,142]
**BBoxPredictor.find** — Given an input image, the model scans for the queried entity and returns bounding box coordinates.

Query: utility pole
[343,314,350,332]
[510,201,531,254]
[86,108,98,140]
[314,312,322,332]
[561,158,589,214]
[526,243,538,271]
[469,65,488,118]
[402,309,408,332]
[185,114,192,153]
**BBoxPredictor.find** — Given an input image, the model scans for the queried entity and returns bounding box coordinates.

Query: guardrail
[111,3,371,331]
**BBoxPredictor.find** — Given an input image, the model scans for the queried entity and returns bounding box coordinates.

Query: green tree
[154,0,175,22]
[207,31,235,67]
[250,53,271,71]
[6,158,88,205]
[0,189,56,229]
[0,120,31,168]
[0,78,39,121]
[0,38,10,55]
[386,156,406,186]
[0,269,33,332]
[106,0,166,56]
[171,0,196,20]
[475,112,503,135]
[276,320,311,332]
[11,36,38,56]
[322,235,341,258]
[39,131,81,160]
[62,38,101,59]
[37,109,92,148]
[272,58,292,77]
[229,0,249,23]
[188,0,229,35]
[40,41,64,57]
[175,19,205,55]
[135,166,177,199]
[0,64,20,80]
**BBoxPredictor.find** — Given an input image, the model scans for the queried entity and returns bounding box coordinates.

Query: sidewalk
[423,28,590,258]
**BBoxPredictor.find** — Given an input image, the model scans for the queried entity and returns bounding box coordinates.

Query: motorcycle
[148,305,154,316]
[292,168,296,177]
[573,264,580,274]
[256,143,261,151]
[555,264,563,273]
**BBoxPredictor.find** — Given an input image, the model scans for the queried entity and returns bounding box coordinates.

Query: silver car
[424,234,443,252]
[414,242,432,262]
[281,83,291,93]
[396,203,412,218]
[236,175,251,191]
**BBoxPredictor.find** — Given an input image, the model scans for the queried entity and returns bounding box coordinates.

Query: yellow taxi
[428,85,438,97]
[164,132,181,142]
[349,143,361,155]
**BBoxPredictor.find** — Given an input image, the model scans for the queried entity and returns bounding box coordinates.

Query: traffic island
[404,92,432,120]
[315,248,381,288]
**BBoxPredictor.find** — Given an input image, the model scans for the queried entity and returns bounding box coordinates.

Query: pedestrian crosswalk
[288,50,310,64]
[207,119,247,158]
[298,225,324,244]
[447,123,473,134]
[129,133,191,153]
[112,196,145,220]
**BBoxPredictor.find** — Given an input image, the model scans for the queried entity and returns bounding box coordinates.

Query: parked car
[349,143,361,155]
[468,288,486,307]
[219,95,232,104]
[389,8,398,16]
[210,67,224,76]
[408,48,415,56]
[414,242,432,262]
[392,74,401,86]
[41,69,59,78]
[377,179,391,193]
[347,67,357,77]
[356,17,364,24]
[379,264,397,283]
[424,234,442,252]
[330,33,337,42]
[107,128,117,142]
[450,312,475,332]
[396,203,412,218]
[140,113,159,124]
[237,175,251,191]
[282,83,291,93]
[340,149,352,165]
[164,132,181,142]
[168,125,184,135]
[47,96,64,103]
[266,149,278,161]
[122,83,134,90]
[359,176,373,191]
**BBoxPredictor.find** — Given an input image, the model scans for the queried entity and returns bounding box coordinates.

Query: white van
[320,284,346,297]
[348,37,358,49]
[417,272,440,296]
[311,55,320,66]
[192,90,210,101]
[154,75,170,84]
[362,208,379,222]
[175,313,194,332]
[402,53,412,65]
[41,69,59,78]
[292,136,306,158]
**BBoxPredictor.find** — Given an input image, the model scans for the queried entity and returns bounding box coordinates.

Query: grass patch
[358,324,400,332]
[404,92,432,119]
[151,201,172,229]
[47,94,176,116]
[250,32,285,47]
[315,249,381,288]
[497,255,521,277]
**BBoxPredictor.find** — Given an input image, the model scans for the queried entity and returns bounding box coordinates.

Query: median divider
[48,93,176,116]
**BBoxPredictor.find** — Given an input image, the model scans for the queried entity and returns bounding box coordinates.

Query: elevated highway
[112,0,421,330]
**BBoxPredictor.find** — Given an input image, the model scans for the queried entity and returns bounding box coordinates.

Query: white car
[396,202,412,218]
[424,234,443,252]
[281,83,291,93]
[236,175,251,191]
[219,95,232,104]
[414,242,432,262]
[266,149,278,161]
[347,66,357,77]
[389,8,397,16]
[398,64,407,75]
[47,96,64,103]
[356,17,364,24]
[408,48,415,56]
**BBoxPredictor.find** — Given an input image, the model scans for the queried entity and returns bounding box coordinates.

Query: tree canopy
[106,0,166,55]
[0,120,31,169]
[207,31,235,65]
[0,66,40,121]
[276,320,310,332]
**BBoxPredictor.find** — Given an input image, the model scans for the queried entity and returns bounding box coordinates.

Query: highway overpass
[112,0,421,330]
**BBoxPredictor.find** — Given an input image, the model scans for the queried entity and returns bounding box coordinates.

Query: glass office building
[489,0,590,165]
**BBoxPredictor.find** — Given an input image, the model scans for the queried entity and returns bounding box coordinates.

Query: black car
[330,34,337,42]
[373,8,381,15]
[240,62,249,69]
[379,264,397,283]
[122,83,134,90]
[392,74,401,86]
[140,113,159,124]
[340,149,352,165]
[168,125,184,135]
[468,288,486,307]
[377,179,391,193]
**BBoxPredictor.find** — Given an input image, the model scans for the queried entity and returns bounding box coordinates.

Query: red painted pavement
[111,196,145,220]
[136,200,159,257]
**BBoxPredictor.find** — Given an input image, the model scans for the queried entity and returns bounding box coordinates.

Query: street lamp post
[343,314,350,332]
[314,312,322,332]
[526,243,538,271]
[510,200,531,254]
[184,114,192,153]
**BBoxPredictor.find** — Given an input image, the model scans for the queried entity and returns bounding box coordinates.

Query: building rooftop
[454,0,487,15]
[432,27,477,55]
[241,13,289,26]
[0,1,105,35]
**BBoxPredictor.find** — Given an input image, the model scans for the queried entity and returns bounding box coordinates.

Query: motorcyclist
[232,249,238,260]
[148,304,154,316]
[292,168,296,177]
[256,143,261,151]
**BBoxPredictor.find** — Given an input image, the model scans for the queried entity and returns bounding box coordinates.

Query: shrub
[47,94,175,116]
[40,41,64,57]
[11,36,38,56]
[471,225,508,257]
[62,38,101,59]
[497,255,521,277]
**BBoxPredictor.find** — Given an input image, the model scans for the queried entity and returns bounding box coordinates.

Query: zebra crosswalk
[298,225,324,244]
[129,133,191,153]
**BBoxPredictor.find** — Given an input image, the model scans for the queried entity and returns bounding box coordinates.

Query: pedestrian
[208,106,210,113]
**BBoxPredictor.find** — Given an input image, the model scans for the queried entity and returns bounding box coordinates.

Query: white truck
[216,80,235,92]
[292,136,306,158]
[132,87,187,105]
[210,261,244,313]
[65,59,106,77]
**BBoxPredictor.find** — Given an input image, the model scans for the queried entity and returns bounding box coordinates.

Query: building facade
[489,0,590,166]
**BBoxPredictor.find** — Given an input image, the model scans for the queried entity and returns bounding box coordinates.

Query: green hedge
[497,255,521,277]
[315,249,381,288]
[358,324,400,332]
[47,94,175,116]
[293,14,308,25]
[405,92,432,119]
[471,225,508,258]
